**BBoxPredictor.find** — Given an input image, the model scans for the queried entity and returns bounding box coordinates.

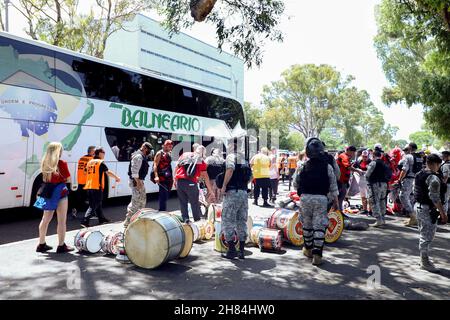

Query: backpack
[411,153,424,174]
[178,153,200,178]
[214,164,226,189]
[383,162,393,183]
[216,157,252,190]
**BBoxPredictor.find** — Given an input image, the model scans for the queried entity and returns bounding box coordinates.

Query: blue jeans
[158,183,171,211]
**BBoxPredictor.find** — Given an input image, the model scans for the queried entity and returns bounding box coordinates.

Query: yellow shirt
[288,156,297,169]
[251,154,271,179]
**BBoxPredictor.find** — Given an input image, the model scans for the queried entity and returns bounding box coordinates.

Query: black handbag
[37,183,57,199]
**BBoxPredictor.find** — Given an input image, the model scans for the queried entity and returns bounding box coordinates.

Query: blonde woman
[34,142,74,253]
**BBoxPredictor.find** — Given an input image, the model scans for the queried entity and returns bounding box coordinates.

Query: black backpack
[216,157,252,190]
[178,153,200,178]
[411,153,424,174]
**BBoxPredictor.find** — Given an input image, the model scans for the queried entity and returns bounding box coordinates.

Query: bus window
[104,127,170,161]
[55,52,104,98]
[0,36,55,92]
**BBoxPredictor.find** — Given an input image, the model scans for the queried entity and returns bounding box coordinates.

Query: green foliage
[262,64,351,139]
[284,132,305,152]
[11,0,284,66]
[409,130,444,149]
[374,0,450,140]
[11,0,158,58]
[157,0,285,68]
[260,64,397,149]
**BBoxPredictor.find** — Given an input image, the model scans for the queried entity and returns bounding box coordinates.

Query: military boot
[404,215,418,227]
[420,253,440,273]
[312,254,323,266]
[223,241,238,259]
[370,220,384,228]
[302,247,313,258]
[238,241,246,259]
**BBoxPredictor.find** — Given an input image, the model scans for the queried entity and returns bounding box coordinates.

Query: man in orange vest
[288,152,298,190]
[81,147,120,228]
[70,146,95,216]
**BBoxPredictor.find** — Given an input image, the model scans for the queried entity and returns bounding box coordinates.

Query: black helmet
[305,137,325,159]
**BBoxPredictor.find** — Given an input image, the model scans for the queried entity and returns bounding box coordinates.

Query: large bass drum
[124,211,185,269]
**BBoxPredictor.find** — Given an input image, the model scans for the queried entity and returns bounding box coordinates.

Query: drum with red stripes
[258,228,282,251]
[101,231,124,255]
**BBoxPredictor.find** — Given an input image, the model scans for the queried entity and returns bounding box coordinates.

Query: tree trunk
[54,0,63,46]
[190,0,217,22]
[443,5,450,32]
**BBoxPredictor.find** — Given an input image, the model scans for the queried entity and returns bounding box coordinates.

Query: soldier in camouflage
[124,142,152,228]
[365,150,390,227]
[440,151,450,216]
[297,138,339,266]
[220,139,252,260]
[397,144,418,226]
[414,154,448,273]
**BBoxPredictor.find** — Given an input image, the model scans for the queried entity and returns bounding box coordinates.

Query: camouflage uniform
[222,190,248,242]
[399,155,415,215]
[298,164,338,257]
[125,182,147,227]
[124,150,148,227]
[365,161,388,223]
[415,174,442,256]
[367,183,387,222]
[221,153,249,243]
[441,161,450,214]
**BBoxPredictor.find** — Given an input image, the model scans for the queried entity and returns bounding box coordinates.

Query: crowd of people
[32,137,449,272]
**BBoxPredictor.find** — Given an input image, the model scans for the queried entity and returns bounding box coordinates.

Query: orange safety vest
[288,156,297,169]
[77,155,93,185]
[84,159,105,190]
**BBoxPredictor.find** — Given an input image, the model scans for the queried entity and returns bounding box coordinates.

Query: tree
[243,102,261,132]
[409,130,436,149]
[0,1,5,31]
[374,0,450,140]
[262,64,351,139]
[11,0,156,58]
[156,0,285,68]
[284,132,305,152]
[12,0,284,66]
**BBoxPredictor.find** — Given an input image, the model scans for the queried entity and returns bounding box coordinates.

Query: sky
[5,0,425,141]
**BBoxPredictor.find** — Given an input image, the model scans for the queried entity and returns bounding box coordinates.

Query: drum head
[275,209,291,229]
[245,216,253,244]
[325,210,344,243]
[125,218,169,269]
[179,224,194,258]
[288,211,304,247]
[190,223,200,242]
[86,231,103,253]
[250,226,262,246]
[207,205,215,222]
[204,221,214,240]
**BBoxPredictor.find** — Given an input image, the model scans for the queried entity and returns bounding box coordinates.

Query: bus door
[0,118,29,209]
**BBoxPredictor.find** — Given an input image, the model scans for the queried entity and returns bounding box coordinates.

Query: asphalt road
[1,182,450,300]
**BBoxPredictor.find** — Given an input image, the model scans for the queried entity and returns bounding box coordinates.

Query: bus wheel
[30,175,43,217]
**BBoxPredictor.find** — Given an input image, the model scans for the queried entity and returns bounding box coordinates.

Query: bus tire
[30,174,43,216]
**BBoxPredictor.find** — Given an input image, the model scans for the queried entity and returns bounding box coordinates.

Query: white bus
[0,31,245,210]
